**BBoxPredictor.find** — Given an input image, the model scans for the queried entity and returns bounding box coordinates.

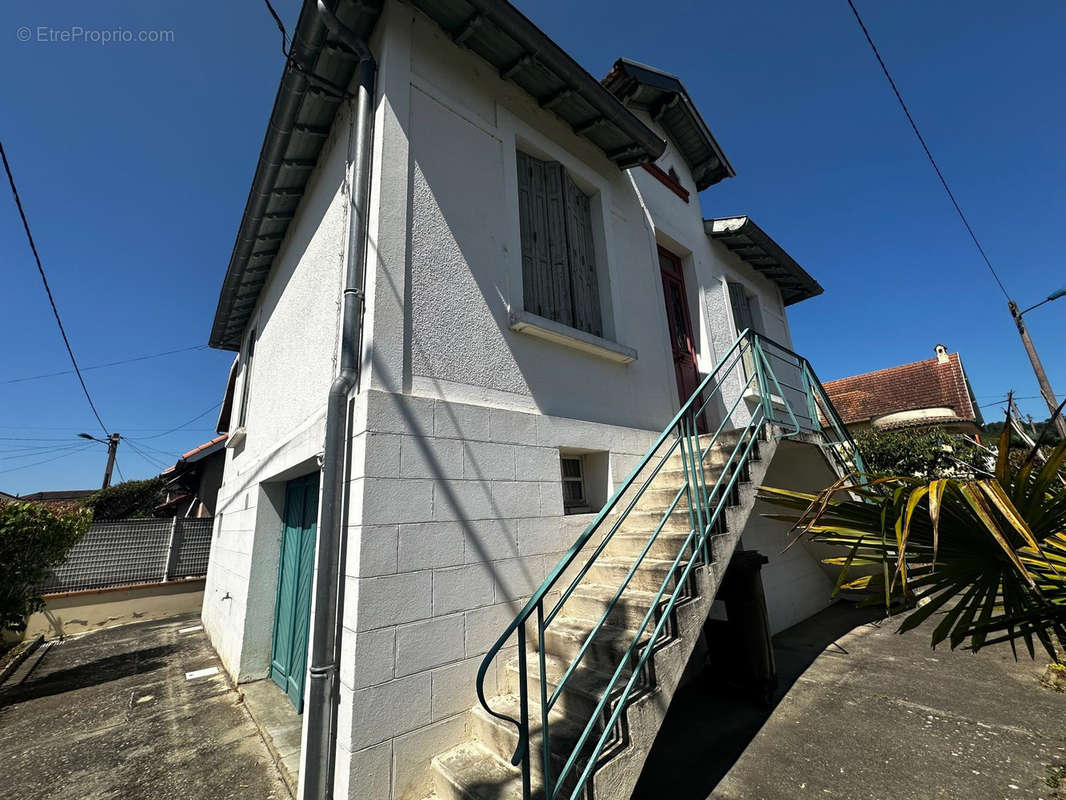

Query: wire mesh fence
[40,516,214,594]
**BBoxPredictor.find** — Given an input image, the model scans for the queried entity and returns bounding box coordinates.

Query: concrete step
[559,585,665,631]
[503,651,631,721]
[602,530,692,562]
[586,555,688,595]
[432,741,524,800]
[613,510,691,534]
[472,693,588,788]
[632,486,690,512]
[538,617,652,674]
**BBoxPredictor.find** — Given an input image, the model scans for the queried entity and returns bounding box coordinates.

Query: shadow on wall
[402,84,678,432]
[632,602,883,800]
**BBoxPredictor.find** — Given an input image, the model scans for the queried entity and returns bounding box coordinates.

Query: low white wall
[25,580,205,640]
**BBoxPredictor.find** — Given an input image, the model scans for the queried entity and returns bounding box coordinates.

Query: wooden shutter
[516,152,573,326]
[728,282,755,335]
[563,174,603,337]
[517,152,546,319]
[543,162,574,327]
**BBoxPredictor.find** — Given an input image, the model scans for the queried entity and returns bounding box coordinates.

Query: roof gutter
[209,2,332,350]
[302,3,375,800]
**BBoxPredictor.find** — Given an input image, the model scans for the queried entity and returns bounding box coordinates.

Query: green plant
[853,426,984,478]
[0,501,91,632]
[83,476,165,520]
[760,420,1066,661]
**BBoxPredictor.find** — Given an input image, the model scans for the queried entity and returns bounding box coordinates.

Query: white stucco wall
[201,95,354,680]
[738,439,839,634]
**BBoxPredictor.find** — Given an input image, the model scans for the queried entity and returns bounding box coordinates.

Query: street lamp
[78,432,121,489]
[1007,287,1066,439]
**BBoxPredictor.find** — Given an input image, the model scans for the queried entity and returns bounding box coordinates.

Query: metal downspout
[304,3,375,799]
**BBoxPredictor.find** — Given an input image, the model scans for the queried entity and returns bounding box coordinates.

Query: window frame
[500,109,619,346]
[237,326,256,429]
[515,150,603,337]
[560,455,588,513]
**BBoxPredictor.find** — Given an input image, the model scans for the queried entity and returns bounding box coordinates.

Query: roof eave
[210,1,666,349]
[705,216,823,306]
[603,58,736,190]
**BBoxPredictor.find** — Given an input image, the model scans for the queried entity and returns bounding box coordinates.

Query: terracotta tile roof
[162,434,228,475]
[180,434,228,461]
[824,352,981,427]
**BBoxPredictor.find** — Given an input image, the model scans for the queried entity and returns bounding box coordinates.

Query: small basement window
[560,456,588,513]
[558,450,609,515]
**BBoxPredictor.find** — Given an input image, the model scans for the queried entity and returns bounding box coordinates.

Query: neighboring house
[11,489,96,505]
[201,3,859,799]
[158,434,227,518]
[824,345,984,437]
[0,490,17,501]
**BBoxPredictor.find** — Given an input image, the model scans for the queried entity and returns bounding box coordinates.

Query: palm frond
[758,407,1066,661]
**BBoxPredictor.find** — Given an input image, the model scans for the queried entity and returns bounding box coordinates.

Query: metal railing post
[163,516,183,582]
[516,623,532,800]
[537,602,553,799]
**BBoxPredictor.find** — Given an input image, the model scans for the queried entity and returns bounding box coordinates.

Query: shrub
[0,501,91,632]
[854,427,983,478]
[83,476,166,520]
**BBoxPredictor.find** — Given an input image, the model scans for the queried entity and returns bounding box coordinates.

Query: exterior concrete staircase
[427,427,781,800]
[415,329,864,800]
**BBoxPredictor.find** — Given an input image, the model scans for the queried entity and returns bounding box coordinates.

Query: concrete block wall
[335,388,658,800]
[202,415,328,682]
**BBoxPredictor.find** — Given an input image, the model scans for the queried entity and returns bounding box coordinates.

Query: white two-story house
[202,2,859,799]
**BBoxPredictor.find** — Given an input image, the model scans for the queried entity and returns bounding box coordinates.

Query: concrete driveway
[637,602,1066,800]
[0,614,289,800]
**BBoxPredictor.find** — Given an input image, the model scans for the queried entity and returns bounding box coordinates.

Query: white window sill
[509,310,637,364]
[225,427,247,448]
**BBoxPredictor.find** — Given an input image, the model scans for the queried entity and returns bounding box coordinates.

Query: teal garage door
[270,472,319,711]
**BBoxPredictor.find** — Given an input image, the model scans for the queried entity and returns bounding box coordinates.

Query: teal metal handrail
[474,330,863,799]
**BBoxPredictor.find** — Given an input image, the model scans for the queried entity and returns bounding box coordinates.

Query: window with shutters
[728,283,759,336]
[515,151,603,337]
[728,283,760,377]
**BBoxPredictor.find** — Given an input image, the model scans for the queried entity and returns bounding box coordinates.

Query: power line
[1,140,110,435]
[123,439,167,471]
[845,0,1010,300]
[129,441,182,460]
[3,344,208,385]
[0,444,94,476]
[262,0,289,56]
[128,402,222,441]
[979,394,1055,409]
[0,443,89,461]
[0,427,219,434]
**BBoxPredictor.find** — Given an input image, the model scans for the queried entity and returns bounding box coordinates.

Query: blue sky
[2,0,1064,493]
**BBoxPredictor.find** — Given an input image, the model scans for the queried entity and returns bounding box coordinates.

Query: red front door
[659,247,705,430]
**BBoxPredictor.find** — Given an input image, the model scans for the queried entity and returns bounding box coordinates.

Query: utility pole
[1008,297,1066,439]
[78,431,122,489]
[101,433,120,489]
